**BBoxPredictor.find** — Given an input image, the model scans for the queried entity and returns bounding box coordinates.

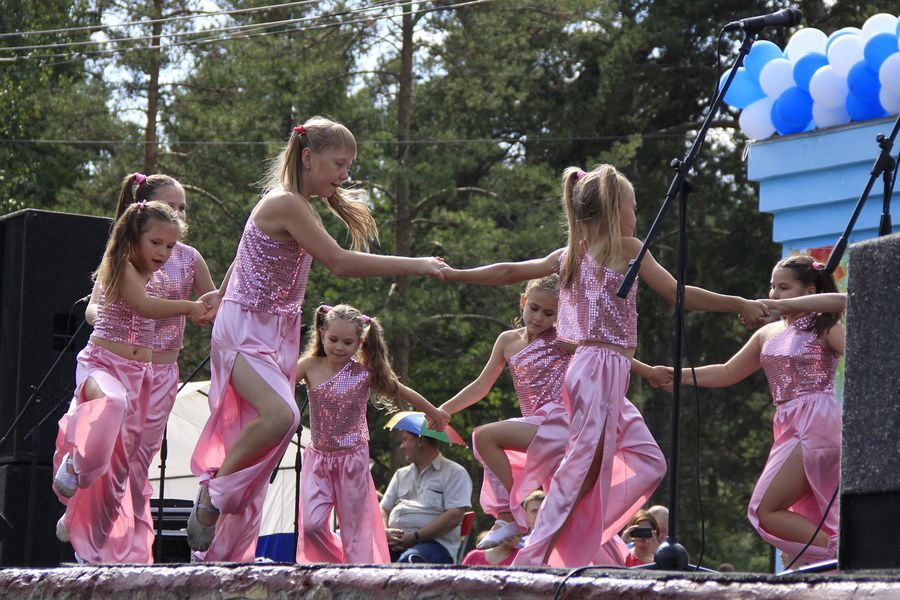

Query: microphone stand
[617,27,763,571]
[824,113,899,272]
[154,353,210,563]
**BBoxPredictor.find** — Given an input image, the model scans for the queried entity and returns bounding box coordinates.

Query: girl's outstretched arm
[625,237,769,325]
[397,383,450,430]
[677,327,767,388]
[274,191,445,279]
[762,293,846,316]
[85,280,101,325]
[442,249,563,286]
[439,333,510,415]
[119,263,208,321]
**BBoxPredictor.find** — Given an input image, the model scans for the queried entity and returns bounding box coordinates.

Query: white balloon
[812,102,851,128]
[809,65,849,109]
[759,58,796,99]
[880,53,900,97]
[861,13,898,41]
[879,87,900,115]
[740,97,776,140]
[827,34,865,77]
[786,28,828,61]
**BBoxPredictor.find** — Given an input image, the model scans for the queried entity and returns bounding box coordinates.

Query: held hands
[737,298,771,329]
[420,257,448,280]
[195,290,222,324]
[188,300,213,325]
[385,528,406,551]
[738,298,781,329]
[426,407,451,432]
[645,365,674,392]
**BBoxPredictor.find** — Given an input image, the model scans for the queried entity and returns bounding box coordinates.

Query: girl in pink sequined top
[672,255,846,566]
[187,117,447,561]
[294,304,447,564]
[444,164,768,567]
[54,201,209,563]
[93,173,218,561]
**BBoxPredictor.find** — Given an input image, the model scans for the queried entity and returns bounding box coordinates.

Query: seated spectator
[647,505,669,542]
[622,510,661,567]
[462,490,545,566]
[380,431,473,563]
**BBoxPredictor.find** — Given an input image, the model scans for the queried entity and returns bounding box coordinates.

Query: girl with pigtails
[54,201,209,563]
[187,116,447,561]
[443,164,769,567]
[294,304,447,564]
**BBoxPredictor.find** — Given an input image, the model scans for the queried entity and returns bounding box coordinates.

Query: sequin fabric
[556,250,638,348]
[308,359,371,449]
[760,313,840,405]
[93,270,168,348]
[225,217,313,316]
[507,327,570,417]
[154,242,198,352]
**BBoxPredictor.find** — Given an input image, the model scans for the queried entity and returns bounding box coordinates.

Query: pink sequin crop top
[92,271,168,348]
[308,360,371,449]
[556,249,638,348]
[507,328,570,417]
[760,313,840,405]
[154,242,198,353]
[224,217,313,316]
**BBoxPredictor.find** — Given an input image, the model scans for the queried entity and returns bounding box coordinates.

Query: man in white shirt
[380,431,473,563]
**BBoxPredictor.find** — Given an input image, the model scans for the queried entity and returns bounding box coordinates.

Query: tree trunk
[143,0,163,174]
[389,4,416,472]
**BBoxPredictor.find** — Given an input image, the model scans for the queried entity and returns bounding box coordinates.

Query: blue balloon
[847,61,881,100]
[775,87,814,130]
[745,41,784,80]
[719,67,766,108]
[846,91,888,122]
[826,27,861,55]
[771,93,807,135]
[792,53,829,93]
[864,32,900,71]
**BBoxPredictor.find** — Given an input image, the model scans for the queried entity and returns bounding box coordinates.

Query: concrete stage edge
[0,564,899,599]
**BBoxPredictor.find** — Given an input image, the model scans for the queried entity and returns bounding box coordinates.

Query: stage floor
[0,563,898,599]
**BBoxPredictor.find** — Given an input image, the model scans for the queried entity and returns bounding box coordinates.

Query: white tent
[147,380,310,559]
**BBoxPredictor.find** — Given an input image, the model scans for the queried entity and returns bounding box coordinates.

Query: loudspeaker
[0,209,110,463]
[840,234,900,571]
[0,463,73,566]
[150,498,192,563]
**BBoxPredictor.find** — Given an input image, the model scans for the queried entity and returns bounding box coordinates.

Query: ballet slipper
[186,484,219,552]
[476,519,522,549]
[56,515,69,543]
[53,454,78,498]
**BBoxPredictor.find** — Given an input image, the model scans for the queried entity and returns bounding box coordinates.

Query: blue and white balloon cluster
[720,13,900,140]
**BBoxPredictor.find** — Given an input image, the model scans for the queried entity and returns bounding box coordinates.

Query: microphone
[723,8,802,33]
[74,294,92,304]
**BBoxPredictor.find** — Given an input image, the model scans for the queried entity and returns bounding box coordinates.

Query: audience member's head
[647,505,669,542]
[624,510,661,564]
[398,430,440,466]
[523,490,546,531]
[718,562,735,573]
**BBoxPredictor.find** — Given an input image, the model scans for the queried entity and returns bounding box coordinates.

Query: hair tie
[361,314,371,325]
[575,170,588,180]
[293,124,307,136]
[319,304,331,313]
[133,172,147,185]
[812,261,825,271]
[137,200,147,212]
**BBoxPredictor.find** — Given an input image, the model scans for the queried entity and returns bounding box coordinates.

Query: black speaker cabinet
[0,209,110,463]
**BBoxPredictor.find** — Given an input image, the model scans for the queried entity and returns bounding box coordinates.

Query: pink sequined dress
[472,328,571,528]
[130,242,200,562]
[53,271,167,563]
[748,313,841,564]
[191,216,311,561]
[513,250,665,568]
[296,359,390,564]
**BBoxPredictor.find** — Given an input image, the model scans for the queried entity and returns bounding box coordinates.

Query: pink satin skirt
[747,392,841,564]
[514,346,633,567]
[53,342,153,563]
[190,300,302,562]
[473,401,569,528]
[296,444,390,564]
